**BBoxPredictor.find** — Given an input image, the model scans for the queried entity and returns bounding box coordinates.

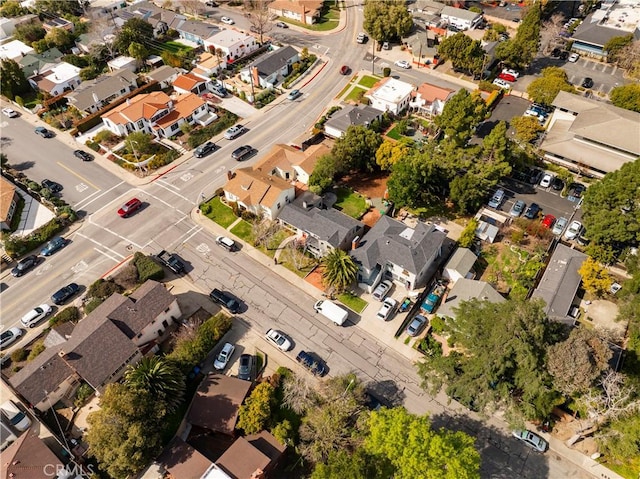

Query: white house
[409,81,456,117]
[108,55,138,72]
[172,72,210,95]
[268,0,323,24]
[204,30,259,64]
[240,45,300,89]
[191,51,226,80]
[0,39,34,61]
[443,247,477,283]
[365,77,414,115]
[28,62,81,96]
[440,5,483,30]
[67,69,138,115]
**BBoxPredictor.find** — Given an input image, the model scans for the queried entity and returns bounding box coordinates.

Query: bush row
[187,110,239,148]
[4,213,75,257]
[133,252,165,283]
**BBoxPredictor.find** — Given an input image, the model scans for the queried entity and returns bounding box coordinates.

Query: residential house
[436,279,504,319]
[117,1,186,38]
[28,62,81,96]
[405,25,439,66]
[254,142,330,184]
[351,216,446,292]
[540,91,640,177]
[216,431,286,479]
[66,69,138,115]
[155,437,217,479]
[443,247,477,283]
[176,19,220,45]
[88,0,129,18]
[365,77,414,115]
[440,5,483,30]
[0,39,34,61]
[223,168,295,220]
[324,104,382,139]
[240,45,300,89]
[409,81,455,117]
[108,55,138,72]
[192,51,226,80]
[291,143,331,184]
[278,191,365,258]
[173,72,211,95]
[145,65,181,89]
[18,47,63,77]
[0,177,19,231]
[268,0,324,24]
[0,14,38,41]
[102,91,216,138]
[9,280,181,412]
[42,16,74,33]
[204,30,259,64]
[531,243,587,325]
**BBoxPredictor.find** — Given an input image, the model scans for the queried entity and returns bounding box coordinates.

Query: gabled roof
[224,168,293,208]
[444,247,477,277]
[531,243,587,325]
[572,21,624,48]
[216,431,285,479]
[177,19,220,39]
[146,65,180,83]
[294,143,331,174]
[173,72,208,91]
[102,91,171,125]
[247,45,299,77]
[437,279,504,318]
[153,93,206,130]
[67,69,138,111]
[0,176,16,225]
[441,5,482,22]
[1,431,65,479]
[156,437,214,479]
[268,0,324,15]
[415,82,455,103]
[324,104,382,136]
[19,47,63,77]
[350,216,446,275]
[254,143,330,175]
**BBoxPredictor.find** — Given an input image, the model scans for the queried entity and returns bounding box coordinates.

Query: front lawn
[200,197,237,228]
[278,247,318,277]
[230,219,253,242]
[358,75,380,88]
[338,292,367,313]
[334,187,368,219]
[154,40,193,55]
[344,86,368,103]
[278,1,340,31]
[386,123,403,140]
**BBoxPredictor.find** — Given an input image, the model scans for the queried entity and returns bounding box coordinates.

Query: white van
[314,300,348,326]
[0,421,17,451]
[0,400,31,432]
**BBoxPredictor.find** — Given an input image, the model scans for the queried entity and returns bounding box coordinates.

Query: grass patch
[8,196,25,232]
[404,336,411,345]
[154,40,193,55]
[256,351,264,374]
[230,220,253,242]
[200,197,237,228]
[278,248,318,278]
[259,229,293,258]
[336,81,354,99]
[278,2,340,31]
[21,90,40,109]
[334,187,368,219]
[337,292,367,313]
[358,75,380,88]
[344,86,368,103]
[386,124,403,140]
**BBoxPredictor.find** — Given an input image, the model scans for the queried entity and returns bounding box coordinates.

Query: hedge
[4,216,69,257]
[49,306,80,327]
[133,252,165,282]
[187,110,239,148]
[485,89,503,110]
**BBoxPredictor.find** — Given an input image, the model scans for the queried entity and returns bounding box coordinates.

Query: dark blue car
[524,203,540,219]
[296,351,326,377]
[41,237,68,256]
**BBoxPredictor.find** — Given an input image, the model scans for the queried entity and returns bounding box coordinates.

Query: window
[164,307,170,313]
[277,202,281,209]
[171,123,179,131]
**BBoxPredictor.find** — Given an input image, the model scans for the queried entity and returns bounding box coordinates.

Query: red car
[118,198,142,217]
[339,65,350,75]
[498,72,517,83]
[541,214,556,229]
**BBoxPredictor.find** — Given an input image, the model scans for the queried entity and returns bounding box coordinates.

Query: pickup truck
[421,283,446,314]
[156,250,185,274]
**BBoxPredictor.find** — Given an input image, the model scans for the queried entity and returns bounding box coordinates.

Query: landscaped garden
[278,0,340,31]
[333,187,369,219]
[344,86,368,104]
[200,196,238,228]
[358,75,380,89]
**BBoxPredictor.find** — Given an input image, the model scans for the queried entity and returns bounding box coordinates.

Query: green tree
[604,34,633,63]
[125,131,154,157]
[365,408,481,479]
[0,59,31,100]
[332,125,383,172]
[44,27,75,50]
[527,67,576,105]
[597,412,640,472]
[309,154,338,194]
[496,3,540,68]
[458,219,478,248]
[435,90,487,146]
[449,174,489,214]
[321,249,359,293]
[35,0,83,16]
[312,448,393,479]
[375,139,411,171]
[128,42,149,67]
[123,356,185,413]
[510,116,545,143]
[386,150,448,209]
[438,33,486,74]
[581,159,640,254]
[13,22,46,45]
[363,0,412,42]
[0,1,26,17]
[482,121,509,164]
[237,382,276,434]
[609,83,640,112]
[115,17,154,54]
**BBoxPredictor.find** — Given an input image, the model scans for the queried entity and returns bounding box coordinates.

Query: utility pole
[371,39,376,74]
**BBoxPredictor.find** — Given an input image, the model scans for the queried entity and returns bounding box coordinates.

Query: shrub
[511,229,524,244]
[86,140,101,152]
[430,316,446,334]
[187,110,239,148]
[84,297,104,315]
[28,181,41,191]
[87,278,123,300]
[133,252,165,283]
[418,334,443,357]
[94,130,115,143]
[241,210,258,222]
[479,80,501,92]
[485,89,503,110]
[74,383,94,407]
[27,342,45,361]
[14,96,24,106]
[383,67,391,77]
[169,314,232,372]
[458,219,478,248]
[11,348,28,362]
[50,306,80,326]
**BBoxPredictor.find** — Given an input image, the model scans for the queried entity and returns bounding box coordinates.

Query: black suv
[209,289,240,314]
[194,141,217,158]
[42,179,63,193]
[231,145,255,161]
[74,150,93,161]
[11,255,39,277]
[51,283,80,305]
[296,351,326,376]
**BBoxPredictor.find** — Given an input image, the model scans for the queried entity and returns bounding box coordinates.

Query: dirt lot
[340,172,389,199]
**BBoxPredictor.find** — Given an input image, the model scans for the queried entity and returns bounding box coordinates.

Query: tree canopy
[0,59,31,100]
[609,83,640,113]
[115,18,154,54]
[496,3,541,68]
[363,0,413,42]
[435,89,487,146]
[438,33,486,74]
[321,249,359,293]
[332,125,383,173]
[526,66,576,105]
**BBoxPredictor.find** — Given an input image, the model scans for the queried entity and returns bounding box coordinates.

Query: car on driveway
[488,189,505,209]
[237,354,253,381]
[524,203,541,219]
[552,217,568,236]
[372,279,393,301]
[231,145,256,161]
[265,329,292,351]
[406,314,427,337]
[221,16,234,24]
[395,60,411,69]
[501,68,520,78]
[512,429,548,452]
[35,126,54,138]
[509,200,526,217]
[194,141,217,158]
[74,149,93,161]
[421,283,446,314]
[339,65,350,75]
[287,89,302,100]
[541,214,556,229]
[296,350,326,376]
[2,107,19,118]
[118,197,142,217]
[42,179,62,193]
[11,255,39,277]
[213,342,235,370]
[51,283,80,305]
[0,327,23,349]
[539,173,553,188]
[581,77,594,88]
[376,297,397,321]
[21,304,52,328]
[564,220,583,240]
[224,124,246,140]
[41,237,68,256]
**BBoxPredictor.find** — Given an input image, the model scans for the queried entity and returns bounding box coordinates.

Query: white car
[20,304,52,328]
[501,68,520,78]
[568,53,580,62]
[2,107,18,118]
[492,78,511,89]
[552,217,568,236]
[265,329,292,351]
[376,298,397,320]
[213,342,235,370]
[224,124,246,140]
[372,280,393,301]
[512,430,548,452]
[539,174,553,188]
[394,60,411,69]
[0,327,23,349]
[564,220,583,240]
[221,16,234,25]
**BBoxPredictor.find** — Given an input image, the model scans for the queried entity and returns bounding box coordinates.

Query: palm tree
[124,356,185,413]
[321,249,359,293]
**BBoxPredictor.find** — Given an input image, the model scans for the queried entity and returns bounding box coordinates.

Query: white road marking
[180,172,194,182]
[196,243,210,254]
[157,179,181,191]
[35,263,53,275]
[71,260,89,274]
[74,180,125,210]
[93,248,121,263]
[145,188,195,207]
[76,183,89,192]
[76,232,127,259]
[174,225,203,247]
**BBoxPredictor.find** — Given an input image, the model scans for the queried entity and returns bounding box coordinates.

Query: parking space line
[611,65,618,75]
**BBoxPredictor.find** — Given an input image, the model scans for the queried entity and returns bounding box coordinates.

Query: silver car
[564,220,583,240]
[509,200,526,217]
[552,217,568,236]
[213,342,235,370]
[512,429,548,452]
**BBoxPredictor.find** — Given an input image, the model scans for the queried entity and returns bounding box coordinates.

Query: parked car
[231,145,255,161]
[541,214,556,229]
[41,237,68,256]
[216,236,236,251]
[512,430,548,452]
[221,16,234,24]
[394,60,411,69]
[551,48,561,58]
[11,255,39,277]
[568,52,580,62]
[209,288,240,314]
[492,78,511,89]
[564,220,583,240]
[406,314,427,337]
[41,179,62,193]
[51,283,80,305]
[421,283,446,314]
[501,68,520,78]
[275,21,288,28]
[35,126,53,138]
[567,183,586,202]
[527,168,543,185]
[581,77,594,88]
[382,41,390,50]
[194,141,217,158]
[265,329,292,351]
[210,82,227,97]
[74,149,93,161]
[21,304,52,328]
[509,200,526,217]
[296,350,326,376]
[224,124,246,140]
[0,400,31,432]
[339,65,350,75]
[552,217,568,236]
[117,197,142,217]
[551,177,564,191]
[372,279,393,301]
[539,173,553,188]
[376,297,397,321]
[559,51,570,60]
[213,342,235,370]
[488,189,505,209]
[237,354,253,381]
[287,89,302,100]
[498,72,516,83]
[524,203,541,219]
[0,327,23,349]
[356,32,368,43]
[2,107,19,118]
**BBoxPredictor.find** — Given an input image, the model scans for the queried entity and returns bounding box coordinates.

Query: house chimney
[126,98,131,105]
[58,350,67,359]
[302,201,308,209]
[227,170,234,180]
[352,236,360,250]
[250,469,265,479]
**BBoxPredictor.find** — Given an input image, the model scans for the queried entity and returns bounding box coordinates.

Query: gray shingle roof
[350,216,446,275]
[177,19,220,39]
[146,65,180,83]
[67,70,138,111]
[248,46,299,77]
[437,279,504,319]
[444,247,477,277]
[572,21,623,48]
[324,105,382,136]
[441,5,482,22]
[531,243,587,324]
